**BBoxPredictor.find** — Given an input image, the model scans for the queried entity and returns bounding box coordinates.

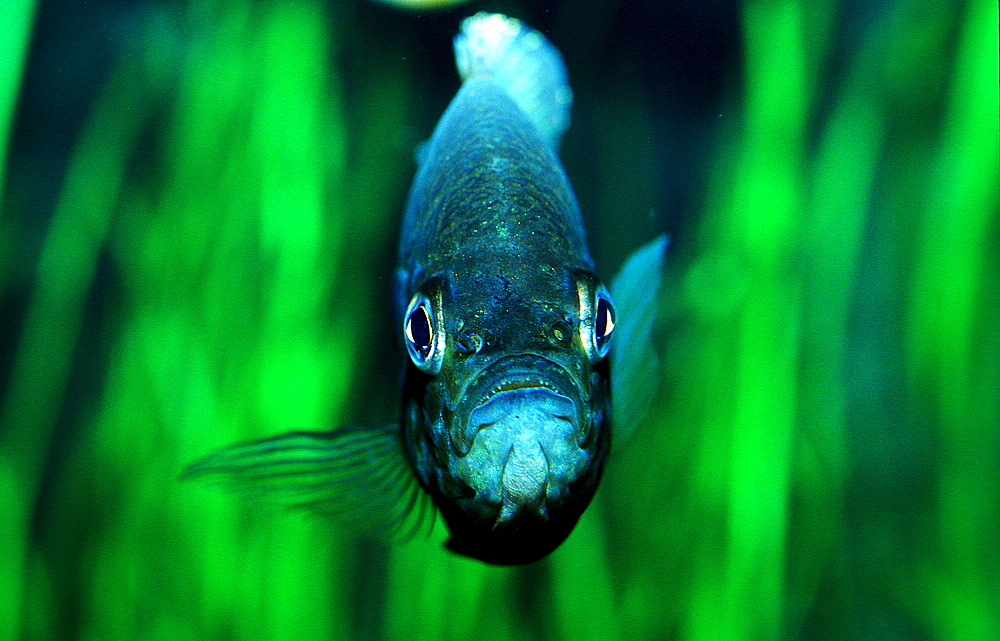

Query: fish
[183,12,667,565]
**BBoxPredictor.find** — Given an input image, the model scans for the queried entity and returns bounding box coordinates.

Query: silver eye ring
[404,291,445,373]
[577,279,615,363]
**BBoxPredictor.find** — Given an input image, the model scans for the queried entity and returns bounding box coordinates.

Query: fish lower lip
[454,385,589,520]
[450,355,585,457]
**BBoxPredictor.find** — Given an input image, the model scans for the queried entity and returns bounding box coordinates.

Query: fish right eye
[404,293,443,374]
[406,305,432,355]
[594,295,616,351]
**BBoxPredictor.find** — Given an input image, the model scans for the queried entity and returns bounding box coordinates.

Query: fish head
[400,255,615,564]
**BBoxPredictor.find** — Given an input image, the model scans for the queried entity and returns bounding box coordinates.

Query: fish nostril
[548,320,573,346]
[455,333,483,356]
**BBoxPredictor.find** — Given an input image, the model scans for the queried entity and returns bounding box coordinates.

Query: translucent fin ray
[610,235,668,445]
[182,424,435,541]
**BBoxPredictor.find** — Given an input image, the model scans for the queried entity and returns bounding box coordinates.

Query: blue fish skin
[399,78,590,282]
[397,15,613,564]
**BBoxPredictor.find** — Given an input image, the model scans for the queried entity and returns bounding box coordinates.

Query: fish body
[398,89,608,562]
[184,13,666,566]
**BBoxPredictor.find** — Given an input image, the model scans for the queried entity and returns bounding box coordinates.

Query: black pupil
[596,297,614,343]
[408,305,432,355]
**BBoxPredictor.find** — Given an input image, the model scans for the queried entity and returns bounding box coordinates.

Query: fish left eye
[404,292,443,374]
[595,295,615,349]
[577,279,616,363]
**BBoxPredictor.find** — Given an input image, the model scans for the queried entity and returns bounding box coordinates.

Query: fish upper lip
[468,352,578,389]
[461,355,579,415]
[476,376,562,409]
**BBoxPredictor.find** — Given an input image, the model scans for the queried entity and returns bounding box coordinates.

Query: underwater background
[1,0,997,639]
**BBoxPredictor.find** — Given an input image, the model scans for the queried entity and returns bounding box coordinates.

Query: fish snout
[455,384,590,524]
[431,355,609,564]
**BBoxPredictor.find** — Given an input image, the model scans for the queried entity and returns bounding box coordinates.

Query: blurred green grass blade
[907,1,999,638]
[0,57,156,640]
[551,513,620,641]
[0,0,35,207]
[78,2,356,638]
[384,536,496,641]
[250,0,343,433]
[709,2,806,639]
[727,0,806,263]
[787,8,890,630]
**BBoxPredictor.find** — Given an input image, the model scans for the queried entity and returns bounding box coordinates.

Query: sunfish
[184,12,666,565]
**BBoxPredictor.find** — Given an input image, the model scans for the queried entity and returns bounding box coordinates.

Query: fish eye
[577,279,615,363]
[595,295,616,350]
[406,305,432,354]
[404,292,444,373]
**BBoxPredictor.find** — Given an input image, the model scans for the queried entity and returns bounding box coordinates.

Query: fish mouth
[449,355,593,524]
[451,355,589,456]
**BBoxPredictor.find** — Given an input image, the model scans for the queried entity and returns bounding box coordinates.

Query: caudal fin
[454,12,572,149]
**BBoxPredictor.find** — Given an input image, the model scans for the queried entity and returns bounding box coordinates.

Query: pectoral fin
[182,424,434,541]
[610,235,668,445]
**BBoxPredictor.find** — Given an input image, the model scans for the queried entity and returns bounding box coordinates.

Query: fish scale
[400,79,587,276]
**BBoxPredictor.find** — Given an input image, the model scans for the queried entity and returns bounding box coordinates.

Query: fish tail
[454,12,572,149]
